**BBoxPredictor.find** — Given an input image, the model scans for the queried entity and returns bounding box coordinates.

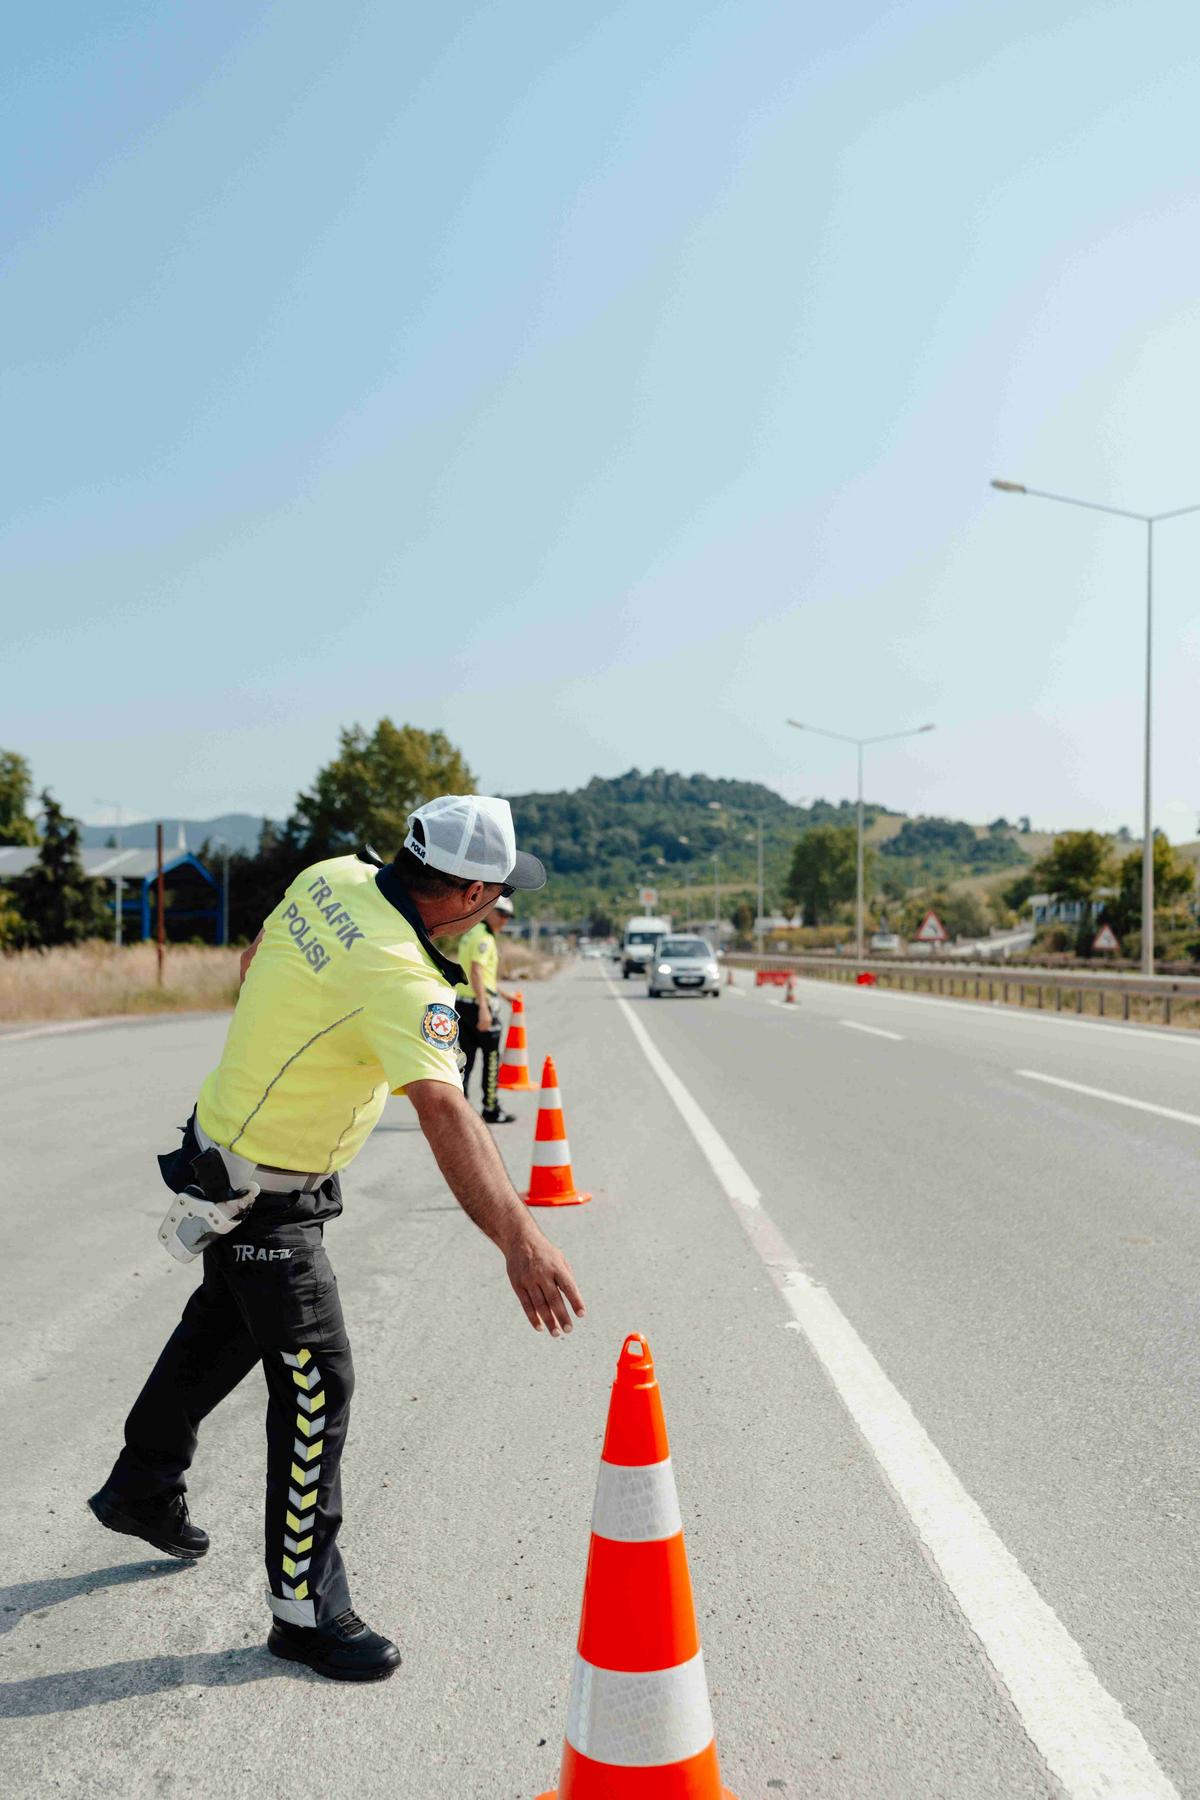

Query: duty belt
[194,1117,326,1194]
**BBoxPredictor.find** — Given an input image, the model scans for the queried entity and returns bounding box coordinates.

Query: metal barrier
[722,952,1200,1030]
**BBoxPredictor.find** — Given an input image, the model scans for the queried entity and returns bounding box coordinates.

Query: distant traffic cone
[785,974,797,1004]
[524,1056,591,1207]
[498,991,538,1093]
[535,1333,738,1800]
[725,964,734,987]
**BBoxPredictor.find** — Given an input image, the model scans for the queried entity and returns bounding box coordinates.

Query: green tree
[785,825,862,925]
[0,750,38,845]
[1000,869,1037,914]
[1109,834,1195,936]
[1032,831,1115,929]
[16,791,108,946]
[292,719,476,856]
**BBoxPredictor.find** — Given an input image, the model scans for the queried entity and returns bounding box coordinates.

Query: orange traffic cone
[524,1056,591,1207]
[785,974,797,1004]
[536,1334,737,1800]
[724,964,734,987]
[498,991,538,1093]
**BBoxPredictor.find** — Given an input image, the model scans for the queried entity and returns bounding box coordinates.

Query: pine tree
[17,791,109,947]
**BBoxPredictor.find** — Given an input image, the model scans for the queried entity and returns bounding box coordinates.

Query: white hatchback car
[647,935,721,998]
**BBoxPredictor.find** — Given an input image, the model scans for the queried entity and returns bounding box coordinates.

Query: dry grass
[0,934,559,1026]
[499,941,559,982]
[0,941,240,1022]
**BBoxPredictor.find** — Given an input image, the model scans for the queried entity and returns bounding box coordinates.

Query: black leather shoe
[482,1107,516,1124]
[268,1608,401,1682]
[88,1489,209,1560]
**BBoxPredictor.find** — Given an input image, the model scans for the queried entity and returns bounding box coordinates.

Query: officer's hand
[479,1007,493,1033]
[506,1227,585,1338]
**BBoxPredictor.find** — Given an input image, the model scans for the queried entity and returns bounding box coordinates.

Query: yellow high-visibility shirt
[197,854,464,1174]
[454,921,499,1000]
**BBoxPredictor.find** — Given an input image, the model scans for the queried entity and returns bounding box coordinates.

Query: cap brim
[506,849,547,892]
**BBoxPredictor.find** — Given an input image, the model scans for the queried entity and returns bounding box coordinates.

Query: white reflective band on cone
[591,1457,683,1543]
[566,1650,714,1767]
[537,1088,562,1110]
[504,1047,528,1065]
[532,1139,572,1167]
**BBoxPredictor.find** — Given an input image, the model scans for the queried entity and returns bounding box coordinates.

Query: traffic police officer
[456,893,519,1123]
[88,795,584,1683]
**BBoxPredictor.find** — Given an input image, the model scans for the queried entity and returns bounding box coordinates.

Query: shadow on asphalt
[0,1560,187,1638]
[0,1644,302,1716]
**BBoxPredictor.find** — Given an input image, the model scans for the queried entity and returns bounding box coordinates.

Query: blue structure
[0,846,222,943]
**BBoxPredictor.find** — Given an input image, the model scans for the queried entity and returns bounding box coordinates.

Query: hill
[79,813,266,855]
[506,769,1029,922]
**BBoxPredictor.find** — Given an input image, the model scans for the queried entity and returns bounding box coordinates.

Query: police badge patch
[421,1002,460,1050]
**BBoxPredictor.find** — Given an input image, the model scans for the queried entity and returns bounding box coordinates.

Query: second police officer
[456,892,519,1123]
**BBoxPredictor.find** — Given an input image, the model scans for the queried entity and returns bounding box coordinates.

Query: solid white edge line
[839,1020,904,1042]
[608,978,1179,1800]
[1016,1069,1200,1129]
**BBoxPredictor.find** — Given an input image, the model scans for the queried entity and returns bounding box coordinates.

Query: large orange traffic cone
[536,1334,737,1800]
[524,1056,591,1207]
[498,991,538,1093]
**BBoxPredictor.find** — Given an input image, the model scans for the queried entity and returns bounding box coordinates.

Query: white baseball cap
[403,795,546,892]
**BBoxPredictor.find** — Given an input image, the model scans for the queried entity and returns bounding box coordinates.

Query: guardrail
[720,951,1200,1030]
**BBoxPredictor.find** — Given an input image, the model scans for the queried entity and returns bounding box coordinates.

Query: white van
[622,915,671,979]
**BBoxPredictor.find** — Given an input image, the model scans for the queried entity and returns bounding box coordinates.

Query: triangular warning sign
[915,909,948,943]
[1092,922,1120,953]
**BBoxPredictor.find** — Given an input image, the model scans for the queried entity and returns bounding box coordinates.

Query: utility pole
[712,852,720,943]
[156,822,165,985]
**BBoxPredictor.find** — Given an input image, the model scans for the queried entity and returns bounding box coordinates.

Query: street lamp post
[210,838,232,946]
[756,820,764,955]
[786,720,936,958]
[712,852,720,942]
[95,799,123,948]
[991,479,1200,976]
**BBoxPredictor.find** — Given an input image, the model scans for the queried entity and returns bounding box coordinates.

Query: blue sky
[6,0,1200,839]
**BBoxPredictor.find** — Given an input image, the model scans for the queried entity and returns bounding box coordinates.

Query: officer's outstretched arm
[407,1080,585,1338]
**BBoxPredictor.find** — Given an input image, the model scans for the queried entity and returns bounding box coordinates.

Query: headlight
[705,962,719,976]
[657,963,671,974]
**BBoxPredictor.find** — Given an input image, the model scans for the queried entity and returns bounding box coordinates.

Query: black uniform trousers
[102,1118,354,1629]
[458,997,503,1114]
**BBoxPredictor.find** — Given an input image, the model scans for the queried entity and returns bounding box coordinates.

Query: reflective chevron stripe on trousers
[102,1211,356,1629]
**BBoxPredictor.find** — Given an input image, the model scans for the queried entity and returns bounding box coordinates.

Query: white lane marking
[1016,1069,1200,1129]
[781,977,1200,1045]
[609,979,1179,1800]
[839,1019,904,1042]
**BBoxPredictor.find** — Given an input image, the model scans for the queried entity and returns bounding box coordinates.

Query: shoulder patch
[421,1002,460,1050]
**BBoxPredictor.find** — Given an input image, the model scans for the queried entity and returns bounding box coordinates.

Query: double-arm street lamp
[786,719,936,959]
[991,479,1200,976]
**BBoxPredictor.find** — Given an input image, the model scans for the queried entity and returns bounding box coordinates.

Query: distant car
[582,945,604,959]
[869,932,902,954]
[647,935,721,998]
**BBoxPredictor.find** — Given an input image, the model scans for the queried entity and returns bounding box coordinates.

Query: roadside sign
[1092,922,1120,953]
[639,887,658,909]
[915,909,948,944]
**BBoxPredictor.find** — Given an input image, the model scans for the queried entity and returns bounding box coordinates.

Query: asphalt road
[2,963,1197,1797]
